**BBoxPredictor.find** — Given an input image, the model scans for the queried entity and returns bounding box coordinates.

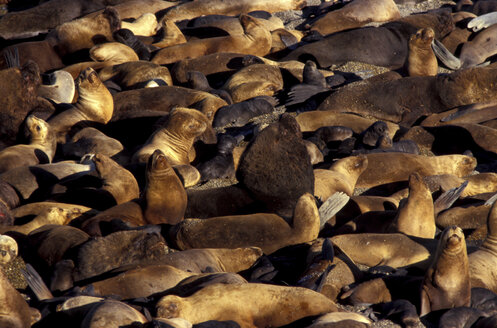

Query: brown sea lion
[408,27,437,76]
[156,283,337,326]
[151,18,187,48]
[0,40,64,73]
[60,127,124,159]
[98,61,173,89]
[0,115,56,173]
[120,12,157,36]
[48,67,113,142]
[388,172,436,239]
[355,153,476,189]
[310,0,400,36]
[0,60,41,149]
[160,0,306,22]
[151,15,272,65]
[50,7,122,58]
[132,107,209,165]
[170,193,320,254]
[420,226,470,316]
[220,63,283,103]
[314,155,368,202]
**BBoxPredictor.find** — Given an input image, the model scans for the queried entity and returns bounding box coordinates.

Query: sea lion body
[98,61,173,89]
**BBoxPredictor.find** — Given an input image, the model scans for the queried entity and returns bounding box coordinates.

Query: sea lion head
[439,226,466,255]
[76,67,102,92]
[148,149,173,175]
[168,107,208,139]
[0,234,18,266]
[24,115,54,144]
[361,121,389,147]
[156,295,190,319]
[409,28,435,49]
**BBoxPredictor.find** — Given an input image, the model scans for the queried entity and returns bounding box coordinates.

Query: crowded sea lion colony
[1,0,497,326]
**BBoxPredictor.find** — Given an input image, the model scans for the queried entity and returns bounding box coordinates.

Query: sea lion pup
[151,15,272,65]
[237,114,314,219]
[0,115,56,173]
[170,192,319,254]
[282,10,454,69]
[0,236,41,328]
[113,28,154,61]
[187,71,232,104]
[387,172,436,239]
[81,264,195,299]
[420,226,470,316]
[49,6,122,58]
[156,283,337,326]
[112,86,228,122]
[313,155,368,202]
[120,12,158,36]
[48,67,113,142]
[310,0,400,36]
[355,153,476,189]
[38,70,75,104]
[213,96,276,128]
[0,60,41,149]
[98,61,173,89]
[408,27,437,76]
[131,107,209,165]
[469,199,497,294]
[196,134,237,181]
[220,63,283,103]
[160,0,306,22]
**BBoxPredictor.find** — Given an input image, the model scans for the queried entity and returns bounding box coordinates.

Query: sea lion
[355,153,477,189]
[212,96,276,128]
[151,15,272,65]
[131,107,209,165]
[236,114,314,219]
[120,12,157,36]
[408,27,437,76]
[98,61,173,89]
[196,134,237,181]
[187,71,233,105]
[0,40,64,73]
[81,300,147,327]
[420,226,470,316]
[220,63,283,103]
[314,155,368,201]
[170,193,320,254]
[0,115,56,173]
[0,234,17,266]
[38,70,75,104]
[111,85,228,122]
[51,7,122,58]
[310,0,400,36]
[156,283,337,326]
[160,0,306,22]
[0,60,41,149]
[60,127,124,159]
[48,67,113,142]
[388,172,436,239]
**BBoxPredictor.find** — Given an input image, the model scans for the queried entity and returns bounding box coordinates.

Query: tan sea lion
[0,234,17,266]
[156,283,337,326]
[98,61,173,89]
[408,27,438,77]
[221,63,283,103]
[151,18,187,48]
[355,153,477,189]
[0,115,56,173]
[420,226,470,316]
[151,15,272,65]
[388,172,436,239]
[48,67,113,142]
[314,155,368,202]
[310,0,400,36]
[81,300,147,327]
[121,12,157,36]
[170,193,319,254]
[132,107,210,165]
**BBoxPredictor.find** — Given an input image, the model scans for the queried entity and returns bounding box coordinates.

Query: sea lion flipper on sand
[433,180,468,216]
[467,12,497,32]
[318,192,350,230]
[431,39,461,70]
[21,263,53,301]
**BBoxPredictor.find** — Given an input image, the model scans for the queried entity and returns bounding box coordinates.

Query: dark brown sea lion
[170,193,320,254]
[236,114,313,219]
[151,15,272,65]
[156,283,337,326]
[197,134,237,182]
[355,153,477,189]
[47,67,113,142]
[112,28,153,61]
[282,10,453,69]
[160,0,306,22]
[132,107,210,165]
[408,27,437,76]
[310,0,400,36]
[98,60,173,89]
[0,40,64,73]
[316,67,497,126]
[420,226,470,316]
[0,115,56,173]
[60,127,124,159]
[212,96,275,128]
[0,60,41,149]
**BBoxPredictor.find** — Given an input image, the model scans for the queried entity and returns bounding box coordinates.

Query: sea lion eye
[35,125,41,132]
[0,250,6,257]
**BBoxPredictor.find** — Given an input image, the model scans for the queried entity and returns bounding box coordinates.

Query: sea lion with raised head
[156,282,337,326]
[420,226,470,316]
[408,27,437,76]
[151,15,272,65]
